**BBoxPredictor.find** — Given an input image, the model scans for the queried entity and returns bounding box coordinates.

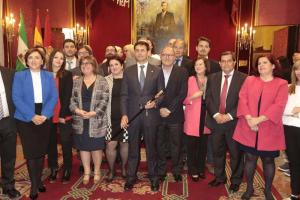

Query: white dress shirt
[137,62,148,82]
[283,85,300,128]
[213,70,235,119]
[66,57,77,70]
[0,72,10,117]
[30,70,43,103]
[162,65,173,87]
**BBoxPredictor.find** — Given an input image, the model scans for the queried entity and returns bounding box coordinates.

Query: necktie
[219,75,230,114]
[0,93,5,120]
[139,65,145,90]
[67,61,73,70]
[175,58,180,66]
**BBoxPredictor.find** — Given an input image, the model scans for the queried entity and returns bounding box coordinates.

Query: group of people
[0,36,299,200]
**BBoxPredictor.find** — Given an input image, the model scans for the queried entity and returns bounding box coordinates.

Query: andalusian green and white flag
[16,10,28,71]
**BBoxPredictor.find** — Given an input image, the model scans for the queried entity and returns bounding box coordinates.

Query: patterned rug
[0,150,284,200]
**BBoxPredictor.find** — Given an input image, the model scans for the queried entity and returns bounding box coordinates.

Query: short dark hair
[63,39,76,48]
[134,41,150,51]
[47,49,66,78]
[220,51,236,62]
[253,54,282,77]
[79,55,98,75]
[25,48,46,68]
[107,55,124,66]
[197,36,211,47]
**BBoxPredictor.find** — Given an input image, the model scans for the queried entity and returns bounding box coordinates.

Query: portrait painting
[132,0,190,53]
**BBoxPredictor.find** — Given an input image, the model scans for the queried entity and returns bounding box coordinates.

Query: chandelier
[237,23,256,50]
[73,23,87,46]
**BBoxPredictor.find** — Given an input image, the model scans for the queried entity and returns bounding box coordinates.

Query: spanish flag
[34,9,43,46]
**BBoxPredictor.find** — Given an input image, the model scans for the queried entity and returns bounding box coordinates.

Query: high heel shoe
[82,174,90,185]
[94,172,101,184]
[49,168,58,183]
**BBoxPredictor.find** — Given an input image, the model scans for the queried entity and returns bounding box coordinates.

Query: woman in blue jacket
[12,48,57,200]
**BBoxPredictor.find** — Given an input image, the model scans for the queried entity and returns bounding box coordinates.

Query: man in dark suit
[173,39,194,76]
[196,36,221,74]
[154,1,176,38]
[157,46,188,182]
[0,66,21,199]
[120,41,161,192]
[206,51,246,193]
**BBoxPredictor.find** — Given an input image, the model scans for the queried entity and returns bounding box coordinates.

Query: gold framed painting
[131,0,190,54]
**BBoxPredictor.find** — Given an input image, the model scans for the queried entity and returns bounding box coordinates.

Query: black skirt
[17,103,51,159]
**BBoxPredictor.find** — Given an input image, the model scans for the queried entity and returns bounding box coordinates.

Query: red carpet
[1,151,283,200]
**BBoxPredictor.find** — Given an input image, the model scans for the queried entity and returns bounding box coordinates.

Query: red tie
[219,75,230,114]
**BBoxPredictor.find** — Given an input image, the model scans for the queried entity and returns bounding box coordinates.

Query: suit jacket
[207,59,221,74]
[158,66,188,123]
[12,69,58,122]
[58,70,73,118]
[0,66,16,131]
[206,70,247,130]
[98,62,109,76]
[175,55,194,76]
[154,11,175,36]
[120,64,161,125]
[233,76,288,151]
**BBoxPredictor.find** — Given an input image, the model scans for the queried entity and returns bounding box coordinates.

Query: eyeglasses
[161,54,175,58]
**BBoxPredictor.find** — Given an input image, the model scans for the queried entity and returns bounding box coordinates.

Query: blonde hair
[288,60,300,94]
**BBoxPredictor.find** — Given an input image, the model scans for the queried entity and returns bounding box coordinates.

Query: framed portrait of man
[131,0,190,54]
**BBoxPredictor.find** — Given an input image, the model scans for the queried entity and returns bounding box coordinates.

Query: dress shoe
[124,181,134,191]
[2,188,21,199]
[29,193,38,200]
[199,172,206,179]
[49,168,58,183]
[173,174,182,182]
[208,179,226,187]
[241,189,254,200]
[38,185,46,193]
[190,175,199,182]
[62,169,71,184]
[228,184,240,193]
[150,181,159,192]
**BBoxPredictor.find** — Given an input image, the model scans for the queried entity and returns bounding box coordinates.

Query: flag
[43,9,51,47]
[0,0,4,66]
[16,10,28,71]
[33,9,43,46]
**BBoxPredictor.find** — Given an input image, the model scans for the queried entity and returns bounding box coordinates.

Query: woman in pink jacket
[184,58,210,182]
[233,54,288,200]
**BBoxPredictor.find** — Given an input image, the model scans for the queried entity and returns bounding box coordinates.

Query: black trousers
[211,126,244,184]
[186,134,208,175]
[0,118,17,191]
[48,121,73,170]
[284,125,300,195]
[126,114,158,183]
[157,123,183,176]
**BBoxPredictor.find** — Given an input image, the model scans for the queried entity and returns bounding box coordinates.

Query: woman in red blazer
[183,58,210,182]
[233,54,288,200]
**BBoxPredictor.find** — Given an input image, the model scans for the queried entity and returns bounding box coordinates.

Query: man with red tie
[205,51,247,193]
